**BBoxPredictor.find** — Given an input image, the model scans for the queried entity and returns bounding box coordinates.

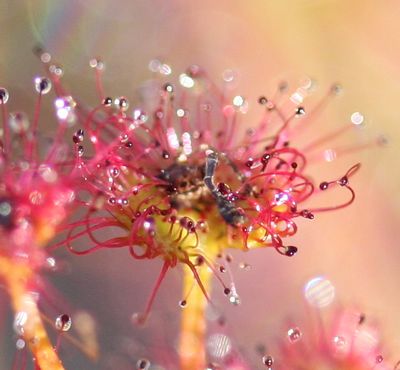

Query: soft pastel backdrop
[0,1,399,368]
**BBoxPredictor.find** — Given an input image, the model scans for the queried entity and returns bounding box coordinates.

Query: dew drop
[0,87,9,104]
[239,262,251,270]
[49,64,64,77]
[228,292,241,306]
[319,181,329,190]
[40,52,51,63]
[131,312,146,326]
[55,314,72,332]
[89,58,105,70]
[376,355,384,363]
[15,338,26,350]
[304,276,335,308]
[262,354,274,367]
[232,95,245,107]
[207,333,232,359]
[136,358,150,370]
[34,77,52,94]
[258,96,268,105]
[338,176,348,186]
[287,327,302,343]
[295,106,305,116]
[107,166,120,178]
[77,146,84,157]
[179,73,195,88]
[333,335,346,347]
[119,198,129,206]
[114,96,129,111]
[13,311,28,336]
[163,83,174,93]
[351,111,364,125]
[73,129,84,144]
[222,69,236,83]
[179,300,187,308]
[55,96,77,125]
[285,246,297,257]
[102,97,113,106]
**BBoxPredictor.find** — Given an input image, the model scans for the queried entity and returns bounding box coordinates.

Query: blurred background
[0,0,399,368]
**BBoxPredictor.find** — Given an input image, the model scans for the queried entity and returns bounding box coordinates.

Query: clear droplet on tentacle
[34,77,52,94]
[0,87,9,104]
[287,327,302,343]
[55,314,72,332]
[136,358,150,369]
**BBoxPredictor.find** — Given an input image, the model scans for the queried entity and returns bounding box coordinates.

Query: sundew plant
[1,49,381,370]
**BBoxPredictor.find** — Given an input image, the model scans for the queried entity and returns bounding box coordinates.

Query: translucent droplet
[9,112,29,133]
[103,97,113,106]
[16,338,26,350]
[148,59,161,72]
[107,166,120,178]
[159,63,172,75]
[77,146,84,157]
[176,108,185,118]
[232,95,245,107]
[55,96,76,124]
[40,52,51,63]
[73,129,84,144]
[376,355,384,363]
[179,300,187,308]
[287,327,302,343]
[114,96,129,111]
[131,312,146,326]
[323,148,337,162]
[239,262,251,270]
[38,164,58,183]
[207,333,232,359]
[295,106,305,116]
[228,292,241,306]
[179,73,194,88]
[55,314,72,332]
[262,354,274,366]
[304,276,335,308]
[163,83,174,93]
[49,64,64,77]
[0,87,9,104]
[136,358,150,370]
[333,335,346,347]
[89,58,105,70]
[34,77,52,94]
[13,311,28,336]
[118,198,129,206]
[222,69,236,83]
[351,112,364,125]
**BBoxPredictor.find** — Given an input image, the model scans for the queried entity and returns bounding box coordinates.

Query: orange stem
[0,256,65,370]
[179,259,213,370]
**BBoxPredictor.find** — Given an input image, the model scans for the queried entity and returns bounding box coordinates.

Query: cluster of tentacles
[49,61,361,318]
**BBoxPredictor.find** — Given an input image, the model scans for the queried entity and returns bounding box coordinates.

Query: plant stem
[179,260,213,370]
[0,256,65,370]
